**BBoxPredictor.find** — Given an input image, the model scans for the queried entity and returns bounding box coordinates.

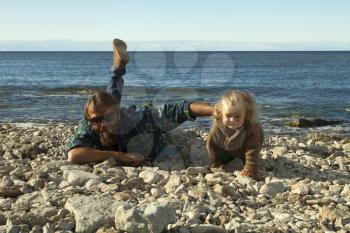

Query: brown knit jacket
[206,119,264,173]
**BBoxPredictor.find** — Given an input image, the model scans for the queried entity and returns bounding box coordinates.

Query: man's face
[86,104,120,147]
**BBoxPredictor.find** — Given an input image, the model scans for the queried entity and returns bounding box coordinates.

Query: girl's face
[221,103,246,129]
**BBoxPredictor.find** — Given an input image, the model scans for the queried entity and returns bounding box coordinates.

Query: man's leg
[106,38,129,102]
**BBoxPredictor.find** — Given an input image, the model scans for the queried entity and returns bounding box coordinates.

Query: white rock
[225,219,241,231]
[272,146,287,157]
[138,170,162,184]
[84,179,102,191]
[164,173,181,193]
[234,172,254,187]
[63,170,101,186]
[213,184,241,199]
[270,209,291,222]
[308,144,329,155]
[291,182,310,195]
[186,167,209,175]
[340,184,350,202]
[115,201,177,233]
[189,224,228,233]
[56,218,75,231]
[65,195,117,233]
[259,181,286,197]
[115,203,149,233]
[205,173,224,186]
[144,202,177,233]
[150,187,165,198]
[0,198,14,211]
[342,143,350,152]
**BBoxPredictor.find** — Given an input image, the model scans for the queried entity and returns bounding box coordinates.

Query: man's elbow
[67,149,81,164]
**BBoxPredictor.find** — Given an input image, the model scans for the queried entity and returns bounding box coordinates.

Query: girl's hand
[241,166,253,177]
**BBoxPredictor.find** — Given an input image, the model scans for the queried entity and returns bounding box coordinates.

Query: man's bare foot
[113,38,129,69]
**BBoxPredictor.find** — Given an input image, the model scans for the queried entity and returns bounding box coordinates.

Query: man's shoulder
[120,103,155,119]
[76,118,92,133]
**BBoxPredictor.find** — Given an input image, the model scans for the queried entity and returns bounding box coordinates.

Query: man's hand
[125,152,144,166]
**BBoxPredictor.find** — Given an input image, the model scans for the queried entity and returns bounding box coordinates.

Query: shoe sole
[113,38,128,65]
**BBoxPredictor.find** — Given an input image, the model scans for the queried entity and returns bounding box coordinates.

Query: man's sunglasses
[87,112,116,125]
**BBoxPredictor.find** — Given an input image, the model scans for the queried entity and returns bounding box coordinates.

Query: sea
[0,51,349,136]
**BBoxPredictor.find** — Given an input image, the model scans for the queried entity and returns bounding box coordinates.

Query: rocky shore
[0,123,350,233]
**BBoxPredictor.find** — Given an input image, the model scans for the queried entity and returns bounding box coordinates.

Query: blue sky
[1,0,350,50]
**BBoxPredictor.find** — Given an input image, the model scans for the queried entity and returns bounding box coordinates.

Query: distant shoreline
[1,50,350,52]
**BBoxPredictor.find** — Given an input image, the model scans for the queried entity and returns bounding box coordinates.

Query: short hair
[84,91,119,120]
[214,90,258,125]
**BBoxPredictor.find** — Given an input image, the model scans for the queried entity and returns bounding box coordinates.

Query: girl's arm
[206,134,223,168]
[242,122,264,177]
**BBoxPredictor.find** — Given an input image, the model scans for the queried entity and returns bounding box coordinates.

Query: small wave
[44,86,104,94]
[14,94,42,98]
[346,108,350,112]
[8,122,48,129]
[0,104,11,109]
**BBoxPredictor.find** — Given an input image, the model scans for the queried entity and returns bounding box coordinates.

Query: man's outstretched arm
[152,100,214,133]
[67,147,144,165]
[189,102,214,117]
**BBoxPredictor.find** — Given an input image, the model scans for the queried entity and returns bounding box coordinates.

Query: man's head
[84,91,120,148]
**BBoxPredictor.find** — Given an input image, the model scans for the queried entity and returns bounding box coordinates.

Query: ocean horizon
[1,51,349,136]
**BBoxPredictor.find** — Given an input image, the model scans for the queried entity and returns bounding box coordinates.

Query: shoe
[113,38,129,69]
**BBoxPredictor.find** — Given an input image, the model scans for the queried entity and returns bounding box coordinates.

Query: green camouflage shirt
[66,100,195,160]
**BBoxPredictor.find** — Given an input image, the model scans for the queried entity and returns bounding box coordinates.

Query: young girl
[206,90,266,180]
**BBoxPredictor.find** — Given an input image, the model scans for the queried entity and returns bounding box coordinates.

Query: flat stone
[205,173,224,186]
[114,203,148,233]
[138,170,162,184]
[213,184,241,199]
[150,187,165,198]
[224,219,241,231]
[291,182,310,195]
[63,169,101,186]
[272,146,287,157]
[0,198,14,211]
[143,202,177,233]
[342,143,350,152]
[0,186,22,198]
[188,187,207,199]
[318,206,338,222]
[270,209,291,222]
[189,224,228,233]
[164,173,181,193]
[235,173,254,187]
[259,181,286,197]
[340,184,350,201]
[55,218,75,231]
[115,201,177,233]
[121,177,145,190]
[96,227,119,233]
[65,195,118,233]
[186,167,209,175]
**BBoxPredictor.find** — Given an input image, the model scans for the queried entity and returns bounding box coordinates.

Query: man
[66,39,213,165]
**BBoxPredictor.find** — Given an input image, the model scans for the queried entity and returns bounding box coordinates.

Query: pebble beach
[1,123,350,233]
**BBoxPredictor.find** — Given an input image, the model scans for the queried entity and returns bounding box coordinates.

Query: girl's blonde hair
[214,90,258,125]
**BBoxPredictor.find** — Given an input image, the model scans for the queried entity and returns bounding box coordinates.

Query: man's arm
[66,119,144,165]
[153,100,214,133]
[67,147,143,165]
[189,102,214,117]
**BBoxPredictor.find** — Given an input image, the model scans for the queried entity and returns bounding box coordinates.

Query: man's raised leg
[106,38,129,102]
